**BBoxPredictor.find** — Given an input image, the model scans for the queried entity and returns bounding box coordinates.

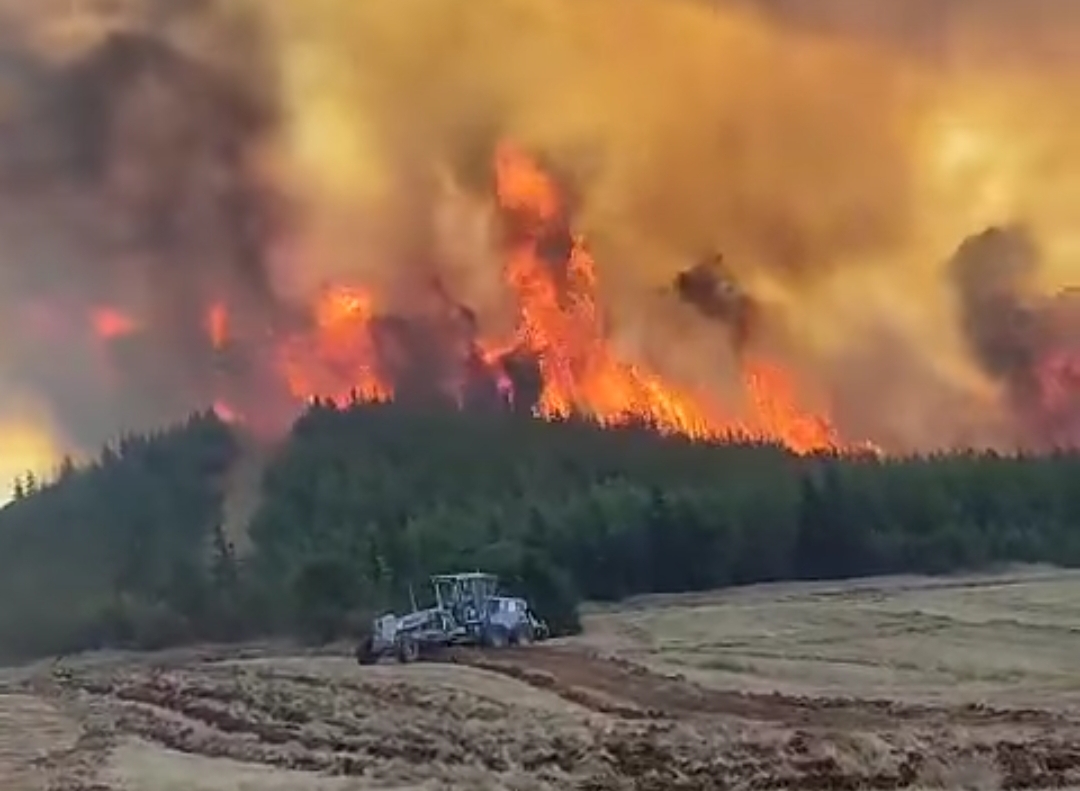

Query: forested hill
[0,412,239,659]
[3,401,1080,661]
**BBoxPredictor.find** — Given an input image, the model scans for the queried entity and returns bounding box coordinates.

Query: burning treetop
[2,0,1080,475]
[264,141,846,453]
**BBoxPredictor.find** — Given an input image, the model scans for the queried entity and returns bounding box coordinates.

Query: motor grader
[355,572,550,664]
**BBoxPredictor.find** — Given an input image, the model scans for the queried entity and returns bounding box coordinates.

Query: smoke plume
[0,2,296,454]
[1,0,1080,483]
[673,255,760,352]
[949,225,1080,447]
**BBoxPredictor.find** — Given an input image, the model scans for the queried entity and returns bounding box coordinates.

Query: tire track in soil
[59,666,590,782]
[450,645,1074,729]
[0,676,116,791]
[44,652,1080,791]
[450,645,1080,789]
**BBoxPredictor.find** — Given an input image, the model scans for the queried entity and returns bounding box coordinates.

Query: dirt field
[5,568,1080,790]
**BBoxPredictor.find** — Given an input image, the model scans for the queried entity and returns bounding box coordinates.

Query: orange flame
[91,308,137,340]
[1037,351,1080,431]
[212,400,240,424]
[207,302,229,351]
[268,141,846,454]
[494,142,724,436]
[493,142,841,450]
[741,358,839,454]
[279,285,392,405]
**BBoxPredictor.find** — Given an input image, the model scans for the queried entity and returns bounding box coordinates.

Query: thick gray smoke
[2,0,1080,469]
[949,226,1080,447]
[950,226,1045,395]
[0,5,548,455]
[672,254,760,353]
[0,9,297,450]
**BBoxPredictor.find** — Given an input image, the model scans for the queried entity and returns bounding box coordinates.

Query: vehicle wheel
[511,624,534,646]
[355,636,377,666]
[483,625,510,649]
[396,636,420,664]
[425,641,451,662]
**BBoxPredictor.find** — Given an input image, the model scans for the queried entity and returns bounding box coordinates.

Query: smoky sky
[1,0,1079,460]
[949,225,1080,448]
[0,16,295,449]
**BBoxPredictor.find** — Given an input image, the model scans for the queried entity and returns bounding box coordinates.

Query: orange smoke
[494,142,843,452]
[264,141,846,453]
[0,414,64,503]
[68,141,849,455]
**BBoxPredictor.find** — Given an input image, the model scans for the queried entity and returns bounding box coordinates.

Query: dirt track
[454,644,1074,728]
[451,645,1080,789]
[14,645,1080,790]
[6,571,1080,790]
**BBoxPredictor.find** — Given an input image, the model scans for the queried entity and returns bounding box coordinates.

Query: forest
[2,401,1079,661]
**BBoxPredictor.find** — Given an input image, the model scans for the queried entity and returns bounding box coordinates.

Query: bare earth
[5,568,1080,790]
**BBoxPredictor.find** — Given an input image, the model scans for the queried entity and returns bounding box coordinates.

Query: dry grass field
[577,566,1080,708]
[4,567,1080,790]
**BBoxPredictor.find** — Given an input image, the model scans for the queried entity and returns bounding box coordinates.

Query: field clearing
[3,568,1080,789]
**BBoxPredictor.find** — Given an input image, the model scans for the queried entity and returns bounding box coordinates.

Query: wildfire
[741,359,840,454]
[279,285,392,405]
[0,415,63,503]
[1036,351,1080,441]
[493,142,842,450]
[495,142,726,437]
[13,0,1080,467]
[90,308,137,340]
[266,142,844,453]
[74,142,847,455]
[206,302,229,351]
[212,400,240,424]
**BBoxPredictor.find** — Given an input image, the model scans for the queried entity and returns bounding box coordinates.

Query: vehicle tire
[396,636,420,664]
[482,625,510,649]
[355,635,377,666]
[423,641,445,661]
[511,624,534,646]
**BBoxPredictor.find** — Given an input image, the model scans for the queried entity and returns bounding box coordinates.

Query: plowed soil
[5,569,1080,790]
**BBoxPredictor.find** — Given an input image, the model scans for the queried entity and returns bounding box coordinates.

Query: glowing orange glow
[278,285,392,405]
[0,416,62,503]
[212,400,240,424]
[493,142,562,226]
[495,142,723,437]
[207,302,229,350]
[17,1,1080,469]
[493,141,840,450]
[91,308,137,340]
[1037,352,1080,420]
[264,141,845,454]
[741,358,839,454]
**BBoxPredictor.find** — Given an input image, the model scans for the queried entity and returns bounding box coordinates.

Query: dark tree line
[0,411,239,658]
[2,400,1079,660]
